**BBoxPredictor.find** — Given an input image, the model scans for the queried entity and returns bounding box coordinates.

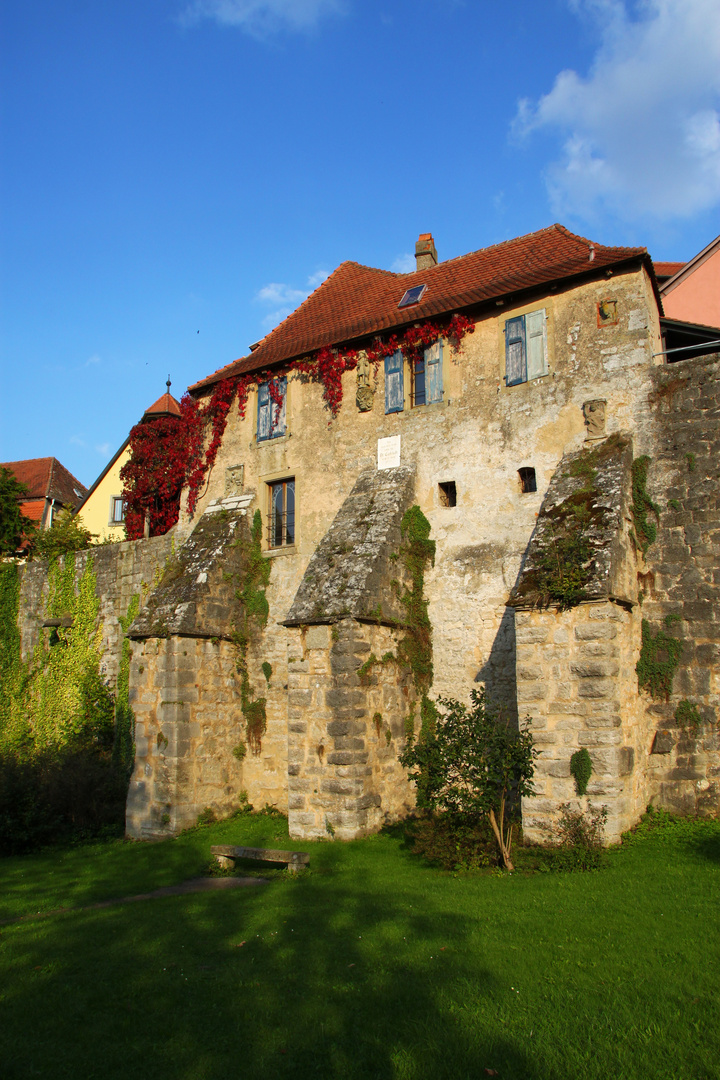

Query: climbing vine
[636,618,683,700]
[121,313,475,537]
[396,505,436,696]
[0,564,23,752]
[0,555,115,756]
[631,456,660,556]
[570,747,593,796]
[232,510,272,754]
[357,506,437,749]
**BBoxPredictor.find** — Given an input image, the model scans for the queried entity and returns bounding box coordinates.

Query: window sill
[256,432,291,447]
[264,545,297,558]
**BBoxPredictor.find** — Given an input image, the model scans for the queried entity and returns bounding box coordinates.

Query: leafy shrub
[404,813,495,870]
[0,745,127,855]
[400,689,537,871]
[546,802,609,871]
[32,508,95,559]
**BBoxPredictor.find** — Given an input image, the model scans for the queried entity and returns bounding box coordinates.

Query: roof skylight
[398,284,427,309]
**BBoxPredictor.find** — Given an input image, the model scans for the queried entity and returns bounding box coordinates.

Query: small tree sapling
[400,689,537,871]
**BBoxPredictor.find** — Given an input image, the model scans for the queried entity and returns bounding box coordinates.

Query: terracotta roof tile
[0,457,87,508]
[654,261,685,279]
[190,224,651,392]
[20,500,46,523]
[143,391,182,419]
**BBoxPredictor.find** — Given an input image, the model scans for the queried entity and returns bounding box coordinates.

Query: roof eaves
[660,233,720,295]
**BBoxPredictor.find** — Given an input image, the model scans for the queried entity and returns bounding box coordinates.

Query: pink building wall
[662,242,720,328]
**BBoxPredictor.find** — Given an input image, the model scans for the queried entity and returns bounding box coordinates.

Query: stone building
[16,223,719,843]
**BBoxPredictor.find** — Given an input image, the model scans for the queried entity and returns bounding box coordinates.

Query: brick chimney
[415,233,437,271]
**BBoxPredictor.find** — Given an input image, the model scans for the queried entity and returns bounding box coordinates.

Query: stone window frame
[260,468,297,556]
[108,496,125,526]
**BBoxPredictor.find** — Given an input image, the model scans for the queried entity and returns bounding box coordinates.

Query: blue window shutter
[505,316,526,386]
[257,381,270,441]
[385,350,404,413]
[525,310,547,380]
[425,340,443,404]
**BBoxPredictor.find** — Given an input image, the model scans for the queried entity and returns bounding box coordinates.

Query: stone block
[517,684,548,702]
[577,678,615,698]
[333,737,366,751]
[306,625,331,650]
[570,661,619,678]
[322,779,361,796]
[516,664,543,681]
[288,690,312,708]
[574,624,617,640]
[325,688,364,708]
[516,626,548,644]
[327,751,368,766]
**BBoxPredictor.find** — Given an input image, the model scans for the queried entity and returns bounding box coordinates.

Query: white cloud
[85,353,101,366]
[391,253,415,273]
[255,269,329,329]
[182,0,345,36]
[515,0,720,222]
[95,443,111,456]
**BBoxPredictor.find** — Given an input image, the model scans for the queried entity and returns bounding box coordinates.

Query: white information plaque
[377,435,401,470]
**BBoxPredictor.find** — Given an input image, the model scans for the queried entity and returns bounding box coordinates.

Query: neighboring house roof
[654,261,685,280]
[75,385,182,517]
[660,234,720,296]
[191,223,654,393]
[20,501,46,523]
[0,457,87,509]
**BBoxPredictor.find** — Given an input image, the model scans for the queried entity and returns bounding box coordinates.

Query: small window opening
[439,481,457,507]
[518,467,537,493]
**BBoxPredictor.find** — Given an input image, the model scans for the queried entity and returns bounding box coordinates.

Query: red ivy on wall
[121,312,475,539]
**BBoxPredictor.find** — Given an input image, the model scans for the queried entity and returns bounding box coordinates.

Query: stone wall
[286,620,415,840]
[125,632,288,837]
[17,534,174,688]
[517,602,646,844]
[634,353,720,815]
[179,264,662,726]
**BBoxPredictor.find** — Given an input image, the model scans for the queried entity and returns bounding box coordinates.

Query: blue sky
[2,0,719,487]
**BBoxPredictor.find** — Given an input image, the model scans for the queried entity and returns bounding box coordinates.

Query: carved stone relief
[583,399,606,440]
[356,354,374,412]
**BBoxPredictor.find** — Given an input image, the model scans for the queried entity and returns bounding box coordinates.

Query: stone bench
[211,845,310,874]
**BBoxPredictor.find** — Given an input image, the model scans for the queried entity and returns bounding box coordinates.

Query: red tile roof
[191,224,653,393]
[654,261,685,279]
[143,391,182,419]
[0,457,87,509]
[20,500,46,523]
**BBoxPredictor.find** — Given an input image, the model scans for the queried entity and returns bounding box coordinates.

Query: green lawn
[0,812,718,1080]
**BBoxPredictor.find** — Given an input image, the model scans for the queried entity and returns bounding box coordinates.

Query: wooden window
[110,497,125,524]
[413,341,444,407]
[505,310,548,385]
[385,350,404,414]
[257,377,287,441]
[268,478,295,548]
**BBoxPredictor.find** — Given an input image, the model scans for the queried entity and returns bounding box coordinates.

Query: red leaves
[121,312,475,540]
